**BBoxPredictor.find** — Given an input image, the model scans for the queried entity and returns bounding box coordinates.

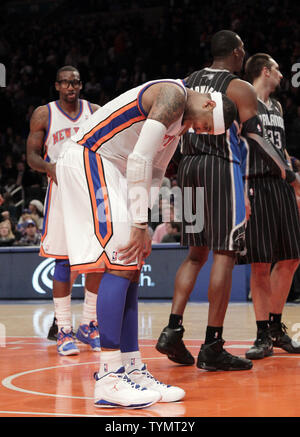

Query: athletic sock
[168,314,183,329]
[98,350,123,376]
[122,350,143,371]
[53,295,72,332]
[256,320,269,331]
[81,289,97,325]
[269,313,282,325]
[205,326,223,344]
[120,281,139,353]
[96,272,130,350]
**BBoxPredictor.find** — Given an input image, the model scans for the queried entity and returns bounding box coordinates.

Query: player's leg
[41,177,79,352]
[196,250,252,371]
[76,272,103,351]
[111,270,185,403]
[269,259,300,353]
[245,263,273,360]
[156,246,209,365]
[52,259,80,356]
[94,269,161,409]
[195,158,252,371]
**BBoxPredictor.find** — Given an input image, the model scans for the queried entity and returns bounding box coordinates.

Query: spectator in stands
[152,204,176,244]
[28,199,44,231]
[161,222,182,243]
[0,219,16,246]
[15,219,41,246]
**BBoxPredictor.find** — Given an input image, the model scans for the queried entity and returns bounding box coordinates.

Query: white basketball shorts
[40,177,69,259]
[56,140,138,273]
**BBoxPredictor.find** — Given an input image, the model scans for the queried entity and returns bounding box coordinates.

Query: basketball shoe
[47,316,58,341]
[127,363,185,402]
[156,325,195,365]
[76,321,101,351]
[245,329,273,360]
[57,328,80,356]
[269,322,300,353]
[94,366,161,409]
[197,339,253,371]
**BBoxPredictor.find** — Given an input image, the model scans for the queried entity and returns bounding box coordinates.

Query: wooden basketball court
[1,300,300,418]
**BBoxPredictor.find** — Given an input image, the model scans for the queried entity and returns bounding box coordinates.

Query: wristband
[132,223,148,230]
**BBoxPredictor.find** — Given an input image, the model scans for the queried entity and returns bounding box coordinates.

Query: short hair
[245,53,274,84]
[222,94,237,130]
[56,66,80,81]
[211,30,241,58]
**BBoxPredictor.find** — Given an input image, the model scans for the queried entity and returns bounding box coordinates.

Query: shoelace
[141,369,166,386]
[119,373,143,390]
[279,323,288,334]
[59,329,76,340]
[271,322,287,337]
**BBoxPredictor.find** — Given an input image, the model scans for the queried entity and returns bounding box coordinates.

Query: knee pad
[53,259,71,283]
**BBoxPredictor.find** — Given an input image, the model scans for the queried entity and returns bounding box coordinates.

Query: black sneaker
[47,316,58,341]
[155,325,195,365]
[270,322,300,353]
[197,339,253,371]
[245,330,273,360]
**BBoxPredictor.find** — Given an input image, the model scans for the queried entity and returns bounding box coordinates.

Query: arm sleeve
[126,118,167,223]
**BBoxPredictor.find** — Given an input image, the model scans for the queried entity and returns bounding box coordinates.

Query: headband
[210,92,225,135]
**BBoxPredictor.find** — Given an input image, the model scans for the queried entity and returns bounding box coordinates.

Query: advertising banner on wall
[0,245,249,301]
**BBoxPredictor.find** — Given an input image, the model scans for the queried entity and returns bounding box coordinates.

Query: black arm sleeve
[241,115,296,183]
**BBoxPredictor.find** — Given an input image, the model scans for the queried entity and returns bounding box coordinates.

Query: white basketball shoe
[94,366,161,409]
[127,364,185,402]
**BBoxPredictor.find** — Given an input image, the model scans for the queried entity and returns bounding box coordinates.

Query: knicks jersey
[245,98,287,177]
[181,68,242,163]
[44,99,93,163]
[71,79,186,177]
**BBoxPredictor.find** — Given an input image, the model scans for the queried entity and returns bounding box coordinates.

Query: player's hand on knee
[118,227,147,269]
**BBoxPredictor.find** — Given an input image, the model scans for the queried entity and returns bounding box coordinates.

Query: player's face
[55,70,82,103]
[181,110,214,135]
[234,38,245,72]
[268,60,283,90]
[182,94,216,135]
[191,113,214,134]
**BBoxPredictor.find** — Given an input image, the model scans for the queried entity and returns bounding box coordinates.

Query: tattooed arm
[26,105,57,183]
[142,82,186,127]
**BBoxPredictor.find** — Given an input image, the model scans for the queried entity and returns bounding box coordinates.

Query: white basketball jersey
[44,99,93,163]
[71,79,187,177]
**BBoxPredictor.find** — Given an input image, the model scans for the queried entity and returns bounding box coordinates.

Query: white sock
[81,289,97,325]
[122,350,143,371]
[53,295,72,332]
[98,350,123,376]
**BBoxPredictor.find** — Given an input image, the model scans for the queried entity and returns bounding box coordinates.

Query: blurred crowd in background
[0,0,300,249]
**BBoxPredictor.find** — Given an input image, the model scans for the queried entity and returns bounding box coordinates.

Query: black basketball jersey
[181,68,241,163]
[245,98,287,177]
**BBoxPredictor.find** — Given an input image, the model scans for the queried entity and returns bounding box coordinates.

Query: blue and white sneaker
[76,321,101,351]
[94,366,161,409]
[57,328,80,356]
[128,364,185,402]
